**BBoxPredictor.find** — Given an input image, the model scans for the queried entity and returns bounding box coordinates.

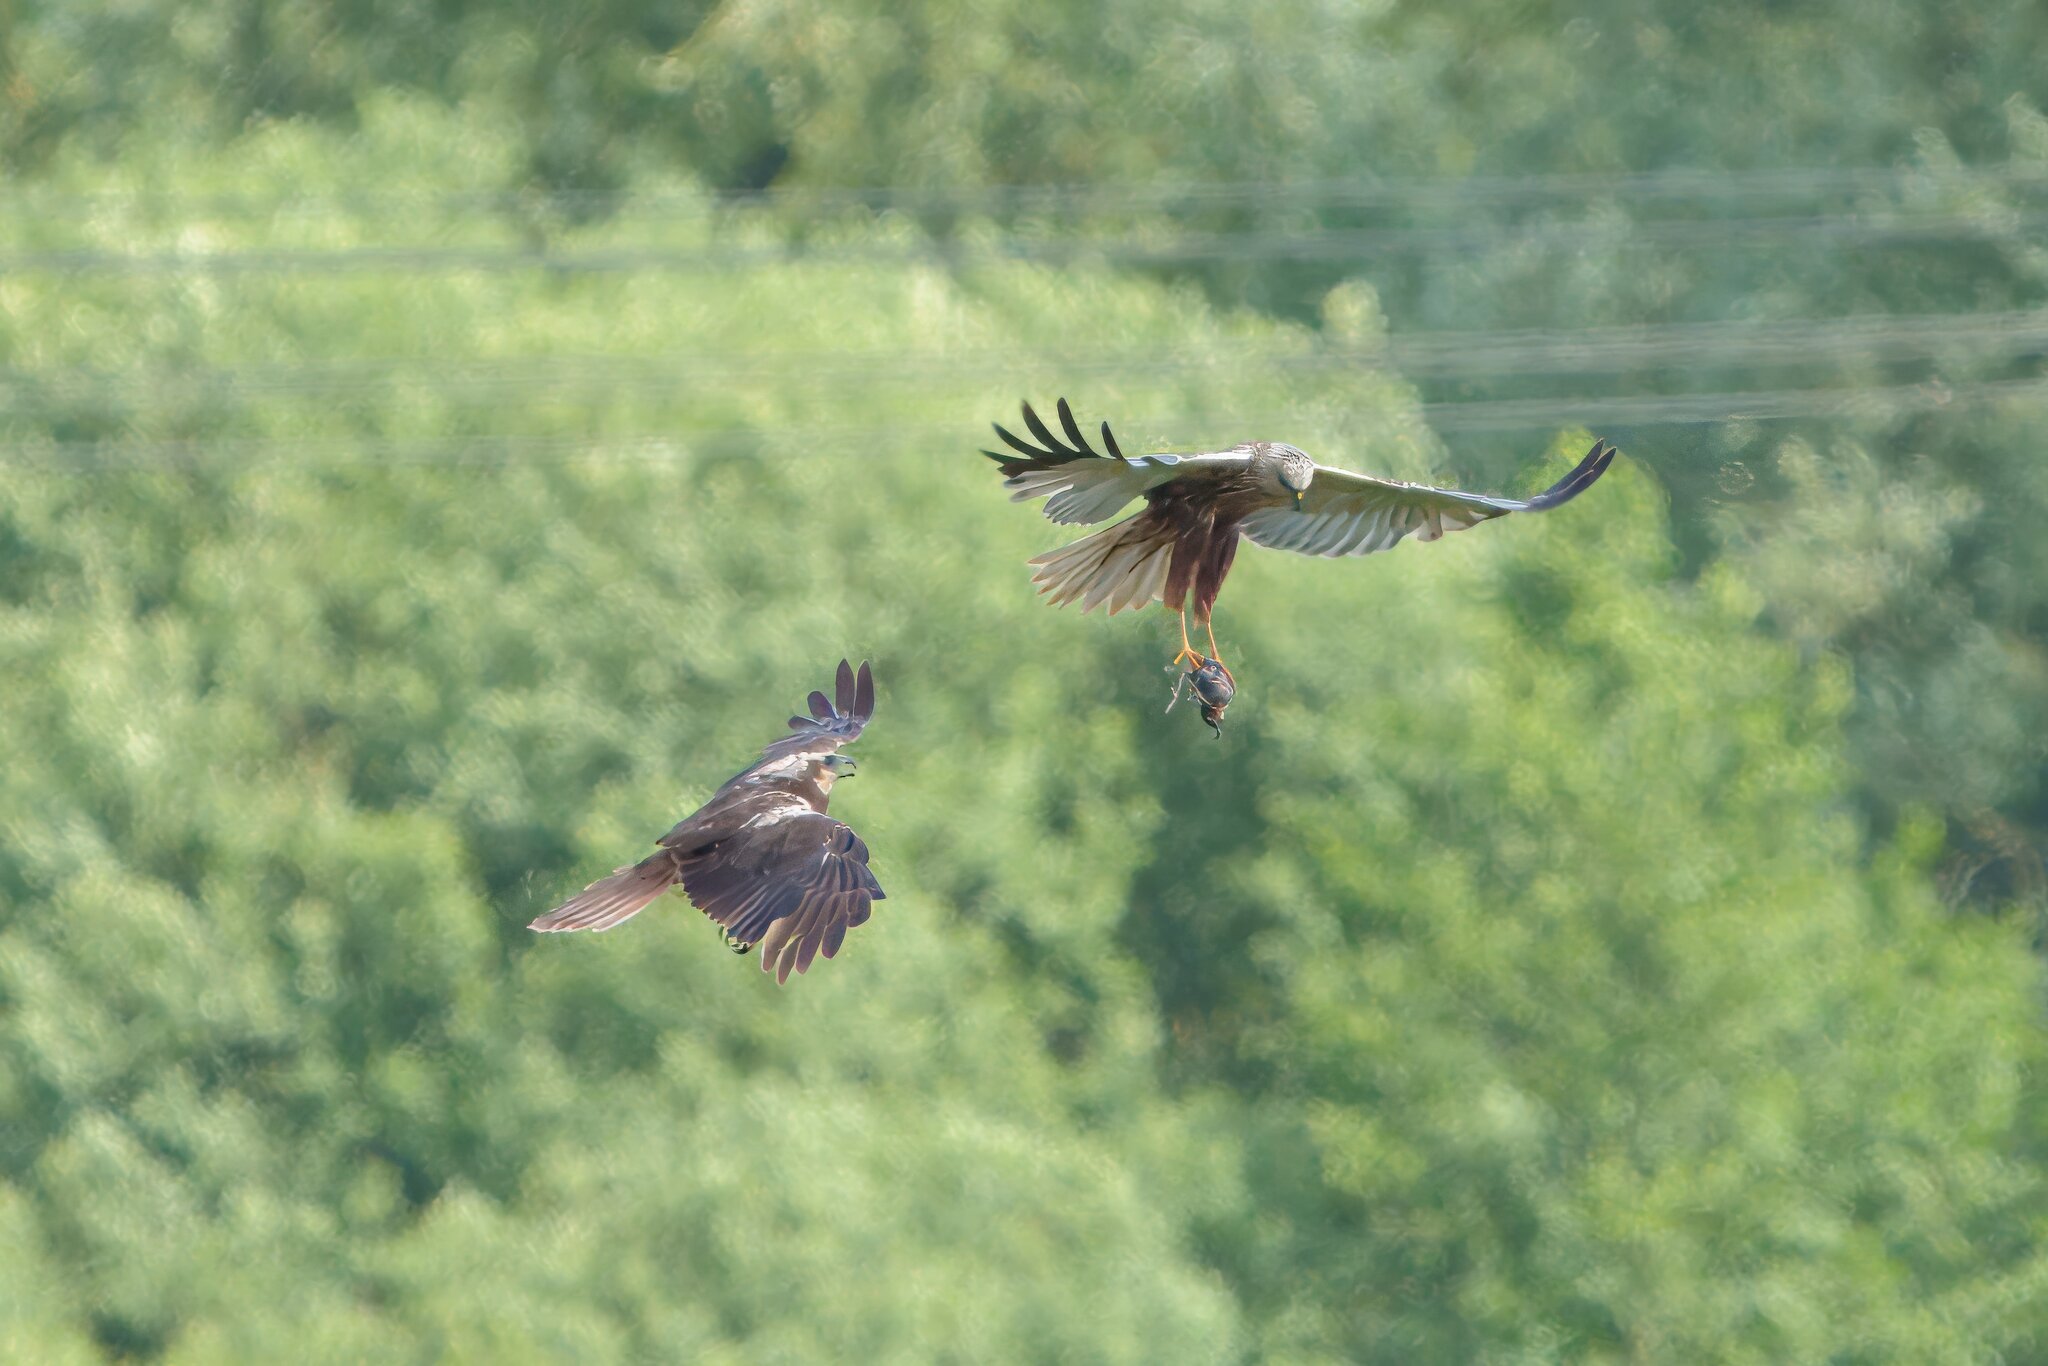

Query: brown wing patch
[677,812,885,984]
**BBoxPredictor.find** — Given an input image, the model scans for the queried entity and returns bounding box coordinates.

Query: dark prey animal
[1166,654,1237,736]
[528,660,884,984]
[982,399,1618,670]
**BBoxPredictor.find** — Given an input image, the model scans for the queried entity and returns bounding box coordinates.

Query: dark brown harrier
[529,660,883,984]
[984,400,1616,669]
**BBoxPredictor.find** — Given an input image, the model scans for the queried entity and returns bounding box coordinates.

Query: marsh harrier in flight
[984,400,1616,668]
[529,660,883,983]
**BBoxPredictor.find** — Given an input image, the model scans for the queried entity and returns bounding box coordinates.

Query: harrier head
[814,752,858,793]
[1270,444,1315,507]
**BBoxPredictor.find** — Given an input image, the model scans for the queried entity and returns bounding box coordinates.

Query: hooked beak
[825,755,858,778]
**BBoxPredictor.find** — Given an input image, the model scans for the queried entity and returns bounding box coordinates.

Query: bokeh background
[4,2,2048,1361]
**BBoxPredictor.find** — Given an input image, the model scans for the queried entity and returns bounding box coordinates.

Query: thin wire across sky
[1,376,2040,469]
[4,308,2043,396]
[2,161,2041,464]
[13,160,2048,216]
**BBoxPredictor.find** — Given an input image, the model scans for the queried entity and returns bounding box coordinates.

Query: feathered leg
[1190,529,1238,667]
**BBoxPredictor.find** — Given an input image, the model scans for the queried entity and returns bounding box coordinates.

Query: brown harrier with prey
[529,659,883,984]
[983,399,1617,672]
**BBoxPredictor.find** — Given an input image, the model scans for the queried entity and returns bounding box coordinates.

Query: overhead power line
[1419,376,2018,432]
[4,309,2042,400]
[1385,310,2048,377]
[3,376,2042,470]
[2,210,2042,278]
[12,163,2048,219]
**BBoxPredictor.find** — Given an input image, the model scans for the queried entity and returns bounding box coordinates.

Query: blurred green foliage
[2,5,2048,1362]
[7,0,2046,875]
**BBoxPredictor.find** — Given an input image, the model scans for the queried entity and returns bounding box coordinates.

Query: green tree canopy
[4,107,2048,1361]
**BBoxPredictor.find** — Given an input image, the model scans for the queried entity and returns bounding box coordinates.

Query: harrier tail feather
[529,854,676,933]
[1026,513,1175,614]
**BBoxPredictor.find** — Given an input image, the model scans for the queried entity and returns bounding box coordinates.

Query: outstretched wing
[676,806,886,984]
[1239,439,1616,558]
[760,658,876,761]
[983,398,1248,525]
